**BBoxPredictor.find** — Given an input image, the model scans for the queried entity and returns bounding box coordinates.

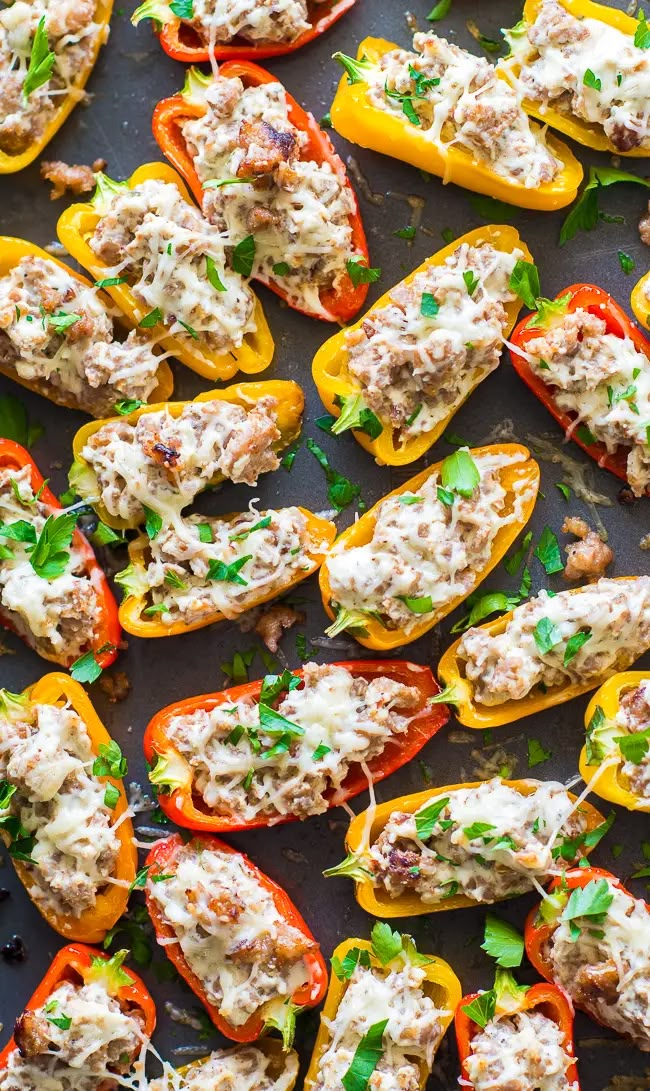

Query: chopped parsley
[346,257,382,288]
[527,737,551,768]
[232,235,256,277]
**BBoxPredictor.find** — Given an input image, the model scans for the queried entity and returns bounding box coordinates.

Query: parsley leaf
[463,270,480,296]
[583,68,601,91]
[508,260,540,310]
[93,740,128,779]
[618,250,636,275]
[617,729,650,764]
[562,878,614,924]
[534,526,564,574]
[421,292,439,318]
[481,914,524,967]
[139,307,163,328]
[397,595,433,614]
[427,0,452,19]
[346,257,382,288]
[259,669,301,705]
[560,165,650,246]
[563,628,592,666]
[414,796,450,841]
[143,506,162,540]
[229,516,272,541]
[462,990,496,1029]
[527,737,552,767]
[306,437,360,511]
[114,399,145,415]
[441,449,480,497]
[170,0,193,16]
[503,531,532,575]
[207,555,252,585]
[533,617,562,656]
[342,1019,387,1091]
[332,946,371,980]
[69,643,116,684]
[205,255,227,292]
[28,512,78,579]
[370,922,403,965]
[232,235,256,277]
[635,9,650,47]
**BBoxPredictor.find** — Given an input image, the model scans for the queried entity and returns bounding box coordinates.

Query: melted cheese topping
[190,0,313,46]
[458,577,650,706]
[465,1009,577,1091]
[149,1046,299,1091]
[508,0,650,152]
[364,32,561,187]
[148,842,311,1027]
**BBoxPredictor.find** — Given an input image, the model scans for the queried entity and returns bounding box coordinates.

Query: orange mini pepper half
[326,779,605,918]
[0,0,113,175]
[579,670,650,813]
[144,832,327,1043]
[0,674,136,943]
[152,65,369,324]
[56,163,274,384]
[330,37,582,210]
[69,380,304,531]
[312,225,532,465]
[437,576,643,729]
[0,439,120,668]
[319,443,540,651]
[0,236,173,414]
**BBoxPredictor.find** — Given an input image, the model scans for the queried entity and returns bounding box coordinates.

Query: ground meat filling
[561,516,613,582]
[163,662,421,822]
[0,466,99,662]
[458,577,650,707]
[368,779,590,905]
[80,396,282,523]
[612,680,650,799]
[362,32,561,187]
[147,841,315,1027]
[344,243,521,436]
[325,447,536,633]
[185,0,326,46]
[181,75,359,319]
[522,307,650,496]
[89,178,257,356]
[149,1046,299,1091]
[0,256,161,416]
[0,696,120,917]
[465,1009,577,1091]
[546,880,650,1050]
[508,0,650,153]
[314,961,448,1091]
[0,0,104,157]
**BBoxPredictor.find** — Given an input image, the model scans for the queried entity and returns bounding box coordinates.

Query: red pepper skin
[508,284,650,491]
[144,832,328,1042]
[152,60,368,324]
[0,440,120,668]
[455,982,580,1089]
[0,943,156,1069]
[157,0,356,61]
[144,660,448,832]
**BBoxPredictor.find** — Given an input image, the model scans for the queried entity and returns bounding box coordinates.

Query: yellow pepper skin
[119,508,337,638]
[312,226,532,466]
[303,937,461,1090]
[169,1041,299,1089]
[0,236,174,412]
[330,37,583,210]
[70,380,305,531]
[631,271,650,330]
[319,443,539,651]
[56,162,274,383]
[0,1,113,175]
[438,577,641,729]
[1,674,136,942]
[579,671,650,813]
[335,780,606,919]
[503,0,647,157]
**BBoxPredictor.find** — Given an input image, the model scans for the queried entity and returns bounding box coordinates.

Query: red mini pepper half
[0,942,156,1069]
[152,61,368,323]
[509,284,650,490]
[143,660,449,832]
[144,832,328,1042]
[0,440,120,668]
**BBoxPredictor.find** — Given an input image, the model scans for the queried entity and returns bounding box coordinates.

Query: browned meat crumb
[254,604,305,652]
[562,516,614,582]
[237,119,297,176]
[573,959,620,1009]
[98,670,131,703]
[640,202,650,246]
[40,158,107,200]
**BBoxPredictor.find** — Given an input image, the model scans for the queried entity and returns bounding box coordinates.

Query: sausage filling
[465,1008,577,1091]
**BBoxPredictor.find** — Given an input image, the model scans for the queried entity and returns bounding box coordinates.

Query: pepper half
[143,660,449,833]
[303,935,461,1090]
[144,831,327,1042]
[0,673,136,943]
[163,1041,299,1090]
[56,163,274,383]
[319,443,540,651]
[579,670,650,813]
[329,37,583,210]
[118,506,336,639]
[0,0,113,175]
[328,779,605,918]
[0,439,120,668]
[0,942,156,1068]
[312,226,532,465]
[437,577,640,729]
[69,380,305,531]
[132,0,356,62]
[152,64,369,324]
[509,284,650,491]
[0,236,174,413]
[631,269,650,331]
[501,0,647,157]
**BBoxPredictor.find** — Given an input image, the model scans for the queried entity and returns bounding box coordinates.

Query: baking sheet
[0,0,649,1085]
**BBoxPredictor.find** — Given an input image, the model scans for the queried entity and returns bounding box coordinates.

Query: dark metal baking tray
[0,1,649,1085]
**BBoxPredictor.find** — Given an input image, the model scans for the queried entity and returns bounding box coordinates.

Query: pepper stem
[323,851,372,883]
[332,51,375,85]
[263,998,302,1051]
[429,684,460,707]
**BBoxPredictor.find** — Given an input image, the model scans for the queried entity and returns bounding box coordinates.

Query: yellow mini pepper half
[0,236,174,413]
[330,37,582,210]
[165,1041,299,1090]
[312,225,532,466]
[0,0,113,175]
[319,443,540,652]
[56,163,274,383]
[631,270,650,330]
[303,936,461,1090]
[326,780,606,919]
[437,577,640,729]
[69,380,304,531]
[579,671,650,813]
